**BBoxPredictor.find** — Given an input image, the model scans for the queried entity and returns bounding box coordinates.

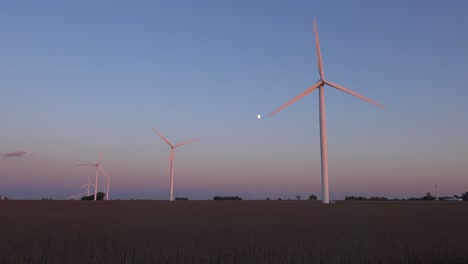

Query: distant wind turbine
[103,164,117,201]
[78,149,107,201]
[81,171,94,196]
[269,19,384,204]
[152,128,199,201]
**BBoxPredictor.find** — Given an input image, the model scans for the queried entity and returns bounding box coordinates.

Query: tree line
[345,192,468,201]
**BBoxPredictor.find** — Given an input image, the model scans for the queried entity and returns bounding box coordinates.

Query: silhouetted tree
[308,194,317,200]
[422,192,435,201]
[345,196,368,201]
[213,196,242,201]
[296,195,301,200]
[369,196,389,201]
[462,192,468,201]
[438,196,451,201]
[81,192,105,200]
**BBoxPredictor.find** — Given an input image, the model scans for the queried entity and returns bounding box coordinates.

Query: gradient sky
[1,0,467,200]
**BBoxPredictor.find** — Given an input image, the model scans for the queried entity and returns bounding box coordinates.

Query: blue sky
[1,0,468,200]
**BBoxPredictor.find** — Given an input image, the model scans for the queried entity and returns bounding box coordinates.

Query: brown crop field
[1,200,467,264]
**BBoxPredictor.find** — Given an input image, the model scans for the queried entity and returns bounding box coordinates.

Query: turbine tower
[152,128,199,201]
[269,20,384,204]
[78,149,108,201]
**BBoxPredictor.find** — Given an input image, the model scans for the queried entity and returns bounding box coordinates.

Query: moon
[257,114,261,119]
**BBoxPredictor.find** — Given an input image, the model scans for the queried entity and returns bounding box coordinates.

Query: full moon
[257,114,261,119]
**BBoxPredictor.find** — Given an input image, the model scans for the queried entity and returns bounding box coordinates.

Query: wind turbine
[81,171,94,196]
[103,164,117,201]
[269,20,384,204]
[78,149,108,201]
[152,128,199,201]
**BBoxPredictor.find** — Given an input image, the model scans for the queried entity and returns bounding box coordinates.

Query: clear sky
[1,0,467,200]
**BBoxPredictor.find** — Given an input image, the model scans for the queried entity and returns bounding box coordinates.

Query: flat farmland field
[1,200,467,264]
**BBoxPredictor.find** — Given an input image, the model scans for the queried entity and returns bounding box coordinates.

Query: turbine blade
[269,81,322,117]
[314,19,325,80]
[81,184,87,189]
[98,165,108,177]
[77,164,93,168]
[108,164,117,174]
[174,138,200,148]
[324,80,385,109]
[152,128,174,147]
[97,148,105,163]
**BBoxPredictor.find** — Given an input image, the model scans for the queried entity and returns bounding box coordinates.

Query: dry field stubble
[0,200,467,264]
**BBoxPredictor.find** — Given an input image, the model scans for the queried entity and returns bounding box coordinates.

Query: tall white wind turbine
[78,149,108,201]
[152,128,199,201]
[269,20,384,204]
